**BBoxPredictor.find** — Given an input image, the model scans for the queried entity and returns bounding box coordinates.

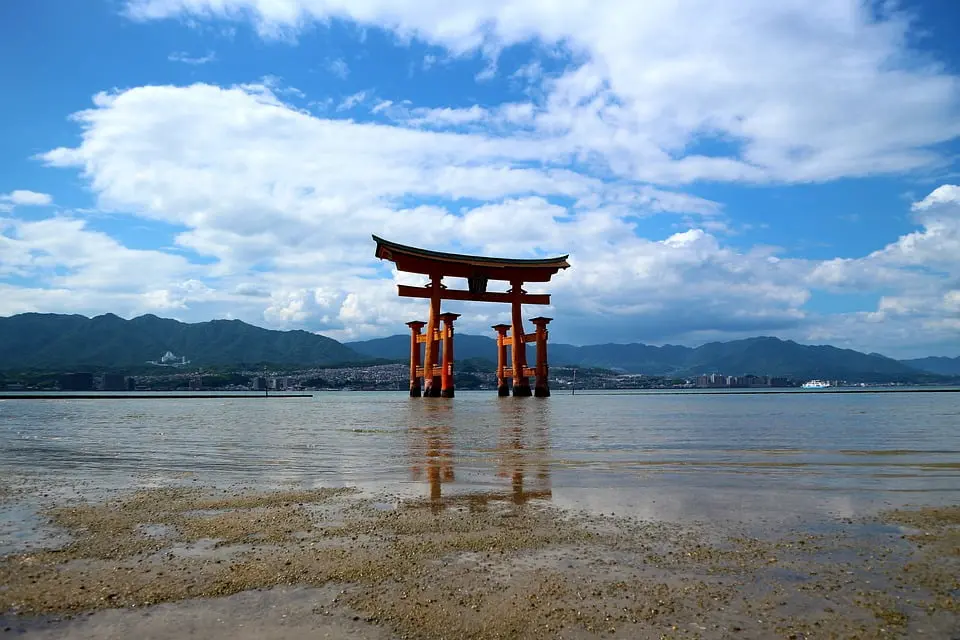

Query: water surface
[1,390,957,551]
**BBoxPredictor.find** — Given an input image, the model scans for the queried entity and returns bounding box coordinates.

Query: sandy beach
[1,481,957,639]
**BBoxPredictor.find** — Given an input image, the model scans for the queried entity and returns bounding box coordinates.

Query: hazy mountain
[901,356,960,376]
[346,333,502,361]
[0,313,945,383]
[0,313,361,369]
[349,334,935,382]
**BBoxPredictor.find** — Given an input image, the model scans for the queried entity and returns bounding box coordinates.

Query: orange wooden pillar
[531,317,552,397]
[439,312,460,398]
[406,320,425,397]
[492,324,511,396]
[422,276,442,398]
[429,333,441,397]
[510,280,532,396]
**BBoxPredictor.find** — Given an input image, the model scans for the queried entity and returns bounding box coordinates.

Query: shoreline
[1,484,956,639]
[0,394,313,400]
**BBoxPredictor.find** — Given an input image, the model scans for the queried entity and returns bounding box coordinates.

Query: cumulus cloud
[1,190,53,207]
[4,1,959,357]
[912,184,960,211]
[0,215,218,319]
[13,76,955,355]
[805,185,960,353]
[124,0,960,184]
[25,82,799,341]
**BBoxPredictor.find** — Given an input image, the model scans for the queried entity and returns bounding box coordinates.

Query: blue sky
[1,0,959,358]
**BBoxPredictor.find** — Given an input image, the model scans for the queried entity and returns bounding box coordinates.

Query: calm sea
[1,390,958,550]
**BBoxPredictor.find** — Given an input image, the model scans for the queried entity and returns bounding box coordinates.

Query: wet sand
[1,484,957,639]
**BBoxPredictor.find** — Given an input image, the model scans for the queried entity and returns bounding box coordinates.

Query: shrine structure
[372,235,569,398]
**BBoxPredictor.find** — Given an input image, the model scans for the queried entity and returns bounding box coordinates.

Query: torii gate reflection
[408,399,552,511]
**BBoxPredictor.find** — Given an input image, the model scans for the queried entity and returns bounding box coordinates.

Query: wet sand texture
[1,488,957,639]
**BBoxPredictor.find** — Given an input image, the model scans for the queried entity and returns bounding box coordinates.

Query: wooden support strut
[406,321,425,397]
[422,276,442,398]
[510,281,532,396]
[439,313,460,398]
[531,317,552,397]
[398,285,550,306]
[492,324,511,397]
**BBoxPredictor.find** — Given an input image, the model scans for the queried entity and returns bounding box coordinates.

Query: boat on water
[802,379,831,389]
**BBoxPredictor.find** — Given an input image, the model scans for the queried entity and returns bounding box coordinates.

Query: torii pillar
[439,312,460,398]
[531,317,552,397]
[510,280,532,397]
[406,320,425,397]
[492,324,511,396]
[422,276,442,398]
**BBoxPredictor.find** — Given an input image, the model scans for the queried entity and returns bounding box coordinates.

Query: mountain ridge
[900,356,960,376]
[0,313,953,382]
[347,333,947,382]
[0,312,361,369]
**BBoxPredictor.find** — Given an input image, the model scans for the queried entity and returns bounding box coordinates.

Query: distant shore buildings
[694,373,789,388]
[59,372,94,391]
[100,373,127,391]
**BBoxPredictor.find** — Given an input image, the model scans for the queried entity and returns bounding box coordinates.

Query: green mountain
[901,356,960,376]
[0,313,361,370]
[349,334,937,383]
[0,313,947,383]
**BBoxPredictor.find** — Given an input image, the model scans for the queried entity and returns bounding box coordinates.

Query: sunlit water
[1,390,958,552]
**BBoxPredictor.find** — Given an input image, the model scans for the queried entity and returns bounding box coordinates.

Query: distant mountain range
[0,313,955,382]
[899,356,960,377]
[347,334,949,382]
[0,313,358,369]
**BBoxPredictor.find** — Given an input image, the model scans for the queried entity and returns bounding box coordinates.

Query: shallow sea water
[1,390,958,552]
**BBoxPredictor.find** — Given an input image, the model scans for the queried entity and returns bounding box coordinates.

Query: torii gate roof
[372,235,570,283]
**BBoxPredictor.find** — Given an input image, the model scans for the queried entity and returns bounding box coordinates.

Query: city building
[59,373,94,391]
[100,374,126,391]
[251,376,267,391]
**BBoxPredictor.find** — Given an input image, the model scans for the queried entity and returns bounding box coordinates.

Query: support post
[531,317,552,397]
[406,321,425,397]
[429,332,441,397]
[423,276,442,398]
[510,281,532,396]
[439,313,460,398]
[492,324,511,396]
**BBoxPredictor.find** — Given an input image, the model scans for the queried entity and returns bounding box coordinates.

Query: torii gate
[372,235,570,398]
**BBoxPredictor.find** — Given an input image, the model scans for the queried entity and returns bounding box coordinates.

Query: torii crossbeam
[373,235,570,398]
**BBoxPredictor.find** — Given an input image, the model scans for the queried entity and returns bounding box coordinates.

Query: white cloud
[337,90,368,110]
[326,57,349,79]
[168,50,216,64]
[511,60,542,82]
[408,104,488,127]
[802,185,960,355]
[1,190,53,207]
[0,215,222,321]
[912,184,960,211]
[475,59,497,82]
[8,0,959,360]
[24,81,959,355]
[123,0,960,184]
[28,82,791,344]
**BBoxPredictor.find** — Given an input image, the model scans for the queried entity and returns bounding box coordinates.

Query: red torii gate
[372,235,570,398]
